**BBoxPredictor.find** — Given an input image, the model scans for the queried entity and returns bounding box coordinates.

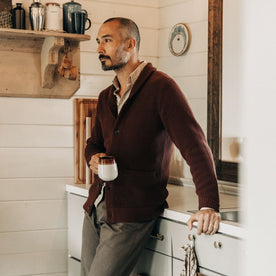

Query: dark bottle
[12,3,26,29]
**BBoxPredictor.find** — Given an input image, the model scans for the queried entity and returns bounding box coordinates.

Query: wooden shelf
[0,28,91,98]
[0,28,90,41]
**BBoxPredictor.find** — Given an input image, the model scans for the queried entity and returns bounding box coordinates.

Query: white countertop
[66,183,245,239]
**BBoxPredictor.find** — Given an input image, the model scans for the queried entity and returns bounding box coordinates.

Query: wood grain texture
[74,99,98,184]
[0,29,91,98]
[207,0,238,182]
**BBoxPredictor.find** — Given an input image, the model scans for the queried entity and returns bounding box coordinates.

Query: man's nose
[97,43,104,54]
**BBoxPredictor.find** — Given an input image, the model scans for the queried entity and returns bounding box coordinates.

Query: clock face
[169,23,190,56]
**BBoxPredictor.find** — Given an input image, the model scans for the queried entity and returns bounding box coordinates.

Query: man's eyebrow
[96,35,112,41]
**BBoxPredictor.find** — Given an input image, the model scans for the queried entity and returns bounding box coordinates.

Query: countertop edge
[66,184,245,240]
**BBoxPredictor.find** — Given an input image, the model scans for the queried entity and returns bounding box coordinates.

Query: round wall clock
[168,23,190,56]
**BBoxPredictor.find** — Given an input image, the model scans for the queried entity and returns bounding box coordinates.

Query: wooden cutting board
[74,98,98,184]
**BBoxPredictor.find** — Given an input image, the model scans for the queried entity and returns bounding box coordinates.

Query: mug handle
[85,18,91,31]
[81,9,91,31]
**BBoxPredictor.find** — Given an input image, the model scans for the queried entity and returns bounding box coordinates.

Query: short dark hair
[103,17,141,51]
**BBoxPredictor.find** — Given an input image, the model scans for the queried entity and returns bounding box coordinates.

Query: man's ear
[126,38,136,51]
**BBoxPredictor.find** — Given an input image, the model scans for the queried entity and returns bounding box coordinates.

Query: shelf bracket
[41,36,65,89]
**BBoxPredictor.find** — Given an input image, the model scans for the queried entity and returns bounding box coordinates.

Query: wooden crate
[74,98,98,184]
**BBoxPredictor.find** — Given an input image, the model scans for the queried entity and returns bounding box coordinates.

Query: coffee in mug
[98,156,118,181]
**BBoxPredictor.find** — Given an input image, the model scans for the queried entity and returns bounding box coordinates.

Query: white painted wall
[159,0,209,180]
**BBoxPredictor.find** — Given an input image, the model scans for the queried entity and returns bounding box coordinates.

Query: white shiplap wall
[0,0,158,275]
[159,0,209,180]
[1,0,208,274]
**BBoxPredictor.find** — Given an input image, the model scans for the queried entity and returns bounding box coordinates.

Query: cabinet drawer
[195,233,243,275]
[145,217,172,256]
[131,248,172,276]
[170,220,243,275]
[68,193,87,260]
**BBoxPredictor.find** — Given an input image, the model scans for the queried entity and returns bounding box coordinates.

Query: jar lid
[46,2,60,6]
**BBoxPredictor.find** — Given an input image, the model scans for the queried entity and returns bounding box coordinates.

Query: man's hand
[89,153,107,174]
[187,209,221,235]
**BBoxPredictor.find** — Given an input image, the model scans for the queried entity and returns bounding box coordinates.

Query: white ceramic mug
[98,156,118,181]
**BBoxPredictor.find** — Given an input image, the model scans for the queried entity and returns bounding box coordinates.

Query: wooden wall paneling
[74,99,98,184]
[0,148,74,178]
[0,178,72,201]
[76,75,113,97]
[173,75,207,99]
[80,0,158,8]
[82,1,159,28]
[158,52,207,77]
[159,0,208,29]
[0,125,73,148]
[0,97,73,125]
[0,229,67,254]
[0,251,67,275]
[0,200,67,232]
[80,52,113,75]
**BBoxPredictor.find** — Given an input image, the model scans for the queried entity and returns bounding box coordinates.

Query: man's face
[96,20,130,71]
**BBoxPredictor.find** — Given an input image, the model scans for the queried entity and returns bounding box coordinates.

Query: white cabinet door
[194,233,243,276]
[68,257,81,276]
[146,217,172,256]
[68,192,87,260]
[131,249,172,276]
[170,219,243,276]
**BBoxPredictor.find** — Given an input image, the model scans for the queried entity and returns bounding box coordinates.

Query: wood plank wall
[0,0,159,275]
[159,0,209,180]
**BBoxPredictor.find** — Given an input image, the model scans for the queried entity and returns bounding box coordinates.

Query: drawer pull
[188,234,195,241]
[150,233,164,241]
[214,241,222,248]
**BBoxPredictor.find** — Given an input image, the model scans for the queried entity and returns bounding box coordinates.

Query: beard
[99,53,128,71]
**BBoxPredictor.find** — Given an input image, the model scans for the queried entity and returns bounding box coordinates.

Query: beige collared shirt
[112,61,147,114]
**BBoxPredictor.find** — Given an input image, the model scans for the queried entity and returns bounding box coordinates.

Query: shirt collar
[112,61,147,94]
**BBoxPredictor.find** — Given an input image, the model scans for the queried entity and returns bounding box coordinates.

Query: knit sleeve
[157,77,220,211]
[84,93,106,166]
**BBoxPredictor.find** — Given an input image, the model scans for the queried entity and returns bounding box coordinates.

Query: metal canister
[29,0,45,31]
[45,2,62,31]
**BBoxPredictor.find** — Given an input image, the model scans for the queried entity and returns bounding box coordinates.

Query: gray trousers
[81,200,156,276]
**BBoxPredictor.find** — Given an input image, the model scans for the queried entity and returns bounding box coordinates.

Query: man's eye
[104,39,111,43]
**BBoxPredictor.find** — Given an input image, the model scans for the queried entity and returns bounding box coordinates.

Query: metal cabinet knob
[188,234,195,241]
[214,241,222,248]
[150,233,164,241]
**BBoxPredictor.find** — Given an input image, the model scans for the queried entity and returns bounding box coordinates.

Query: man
[81,17,221,276]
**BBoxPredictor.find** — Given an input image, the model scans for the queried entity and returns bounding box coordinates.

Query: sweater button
[114,129,120,135]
